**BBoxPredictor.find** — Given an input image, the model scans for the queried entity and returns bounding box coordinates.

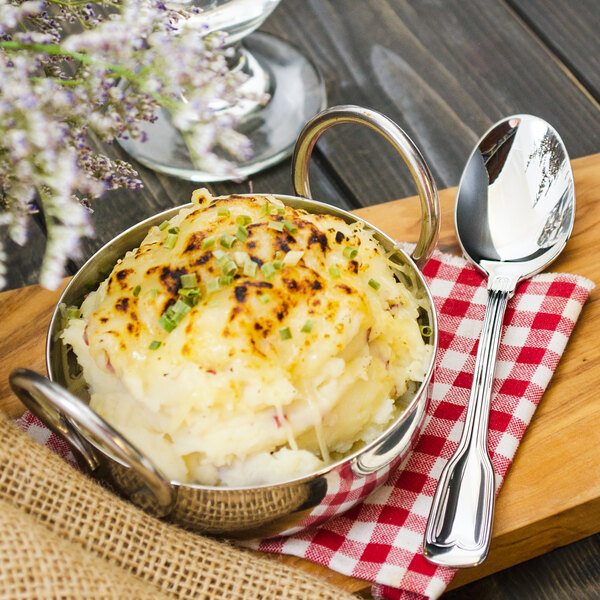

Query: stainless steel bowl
[10,106,440,538]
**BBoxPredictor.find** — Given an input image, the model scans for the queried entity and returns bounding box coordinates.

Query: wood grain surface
[508,0,600,102]
[1,154,599,598]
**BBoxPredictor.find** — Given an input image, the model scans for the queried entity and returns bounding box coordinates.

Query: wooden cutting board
[1,153,599,594]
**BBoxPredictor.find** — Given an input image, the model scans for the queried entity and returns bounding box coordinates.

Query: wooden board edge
[448,496,600,589]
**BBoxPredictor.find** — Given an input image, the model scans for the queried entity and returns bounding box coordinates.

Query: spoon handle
[424,284,510,568]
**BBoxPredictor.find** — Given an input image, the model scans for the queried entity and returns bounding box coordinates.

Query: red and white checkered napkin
[253,250,594,600]
[16,249,594,600]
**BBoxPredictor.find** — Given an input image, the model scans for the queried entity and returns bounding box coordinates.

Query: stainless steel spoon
[423,115,575,568]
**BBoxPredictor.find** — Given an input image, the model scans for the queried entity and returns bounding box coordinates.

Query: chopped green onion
[276,207,286,215]
[148,340,162,350]
[158,220,169,231]
[368,278,381,290]
[243,259,257,277]
[219,233,237,249]
[180,273,197,288]
[273,260,284,271]
[236,224,249,242]
[329,266,341,278]
[148,288,159,298]
[343,245,358,259]
[261,262,277,280]
[268,220,285,232]
[178,288,201,306]
[66,306,81,319]
[163,233,178,249]
[132,285,141,297]
[171,299,191,320]
[301,319,315,333]
[212,248,226,260]
[221,260,238,277]
[258,293,270,304]
[279,326,292,340]
[262,201,272,215]
[158,313,177,332]
[217,206,230,216]
[236,214,252,226]
[283,250,304,266]
[168,226,180,234]
[219,275,234,286]
[201,236,215,250]
[282,219,298,234]
[206,278,220,293]
[420,325,433,337]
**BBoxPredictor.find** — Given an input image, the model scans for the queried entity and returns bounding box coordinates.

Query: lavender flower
[0,0,257,289]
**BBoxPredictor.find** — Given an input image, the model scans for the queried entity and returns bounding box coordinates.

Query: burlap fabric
[0,410,357,600]
[0,498,171,599]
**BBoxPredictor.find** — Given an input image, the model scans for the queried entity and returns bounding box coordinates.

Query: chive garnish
[66,306,81,319]
[262,201,272,215]
[158,313,177,332]
[268,221,284,232]
[282,219,298,234]
[179,287,201,306]
[158,220,169,231]
[149,340,162,350]
[220,233,237,249]
[276,207,285,215]
[273,260,284,271]
[261,262,276,280]
[236,214,252,226]
[343,245,358,259]
[329,266,341,278]
[212,249,226,261]
[236,224,249,242]
[368,278,381,290]
[219,275,234,286]
[206,278,220,293]
[420,325,433,337]
[168,226,180,234]
[164,233,178,249]
[132,285,141,297]
[301,319,315,333]
[217,206,230,216]
[222,260,238,277]
[171,299,191,319]
[279,326,292,340]
[259,293,270,304]
[201,236,215,250]
[244,259,257,277]
[180,273,197,288]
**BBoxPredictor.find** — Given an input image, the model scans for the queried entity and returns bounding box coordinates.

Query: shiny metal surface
[292,105,440,269]
[424,115,575,568]
[10,106,441,537]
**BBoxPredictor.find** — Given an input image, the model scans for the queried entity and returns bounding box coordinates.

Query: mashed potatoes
[62,191,432,486]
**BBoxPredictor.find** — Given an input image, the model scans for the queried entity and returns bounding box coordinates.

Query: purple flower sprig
[0,0,259,289]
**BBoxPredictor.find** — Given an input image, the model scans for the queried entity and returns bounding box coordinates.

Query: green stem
[0,41,175,108]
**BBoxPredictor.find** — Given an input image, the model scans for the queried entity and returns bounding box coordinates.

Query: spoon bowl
[424,115,575,568]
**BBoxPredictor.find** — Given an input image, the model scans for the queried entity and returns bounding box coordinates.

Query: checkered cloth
[16,249,593,600]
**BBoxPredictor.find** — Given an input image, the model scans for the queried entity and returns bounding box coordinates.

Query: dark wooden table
[4,1,600,598]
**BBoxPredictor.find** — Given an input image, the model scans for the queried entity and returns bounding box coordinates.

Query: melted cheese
[62,191,431,486]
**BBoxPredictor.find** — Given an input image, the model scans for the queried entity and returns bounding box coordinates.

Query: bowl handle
[9,368,177,516]
[292,105,440,269]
